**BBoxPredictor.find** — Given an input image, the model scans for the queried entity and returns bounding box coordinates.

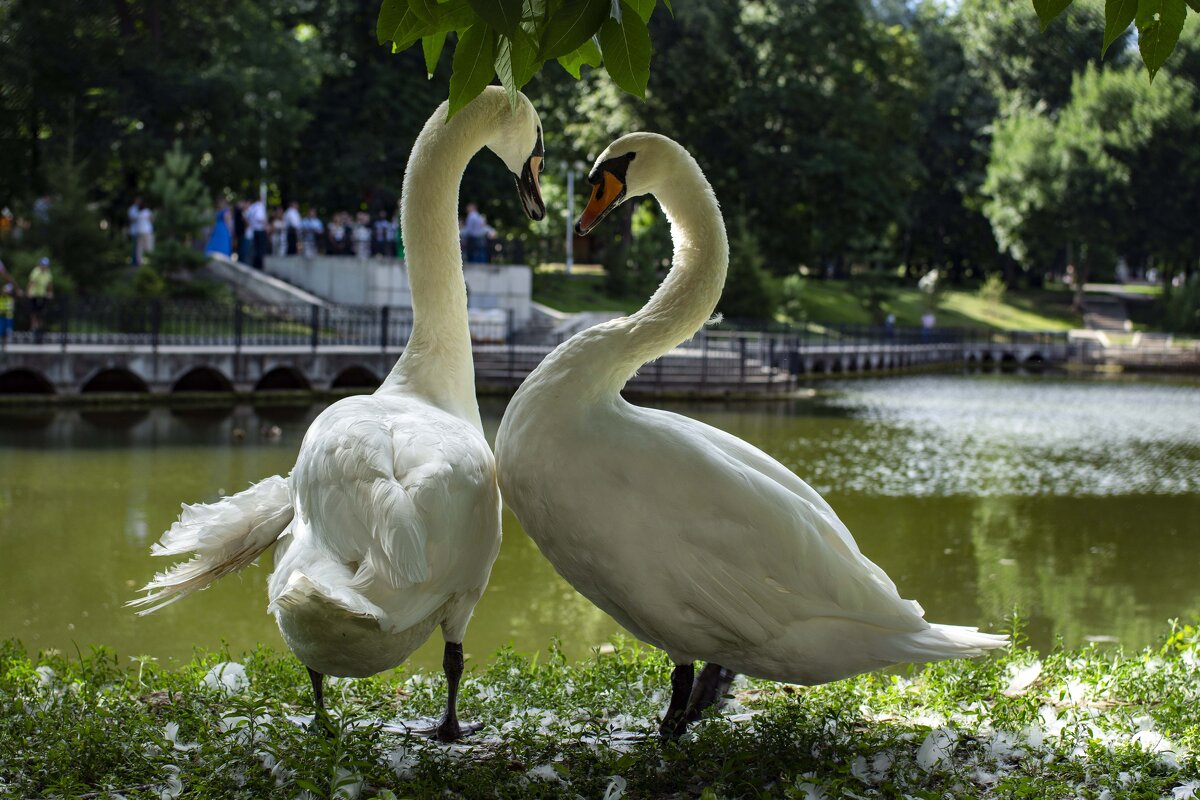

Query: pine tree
[147,142,210,284]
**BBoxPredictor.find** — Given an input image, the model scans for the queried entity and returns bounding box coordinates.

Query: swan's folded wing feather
[633,410,927,634]
[291,410,496,594]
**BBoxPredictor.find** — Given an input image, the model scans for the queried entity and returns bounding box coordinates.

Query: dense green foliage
[1,0,1198,327]
[4,622,1200,798]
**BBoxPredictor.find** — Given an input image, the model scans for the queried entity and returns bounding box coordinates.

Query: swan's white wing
[586,406,928,648]
[286,400,499,632]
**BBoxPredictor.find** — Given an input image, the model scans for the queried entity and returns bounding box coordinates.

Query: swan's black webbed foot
[685,662,738,723]
[413,717,483,742]
[659,662,695,738]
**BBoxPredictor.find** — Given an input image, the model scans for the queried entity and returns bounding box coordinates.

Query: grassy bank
[4,624,1200,799]
[533,273,1083,332]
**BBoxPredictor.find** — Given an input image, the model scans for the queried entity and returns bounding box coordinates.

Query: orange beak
[575,172,626,235]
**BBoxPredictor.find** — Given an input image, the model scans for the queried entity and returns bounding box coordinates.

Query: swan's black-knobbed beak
[575,171,625,236]
[516,131,545,221]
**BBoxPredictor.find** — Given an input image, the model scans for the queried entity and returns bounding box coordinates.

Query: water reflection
[0,373,1197,667]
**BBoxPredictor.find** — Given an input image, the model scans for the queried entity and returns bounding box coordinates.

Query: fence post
[310,304,320,351]
[59,297,69,352]
[767,338,775,387]
[234,302,243,356]
[738,336,747,384]
[380,306,389,351]
[151,300,162,352]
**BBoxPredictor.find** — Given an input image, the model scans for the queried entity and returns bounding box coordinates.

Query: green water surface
[1,372,1198,669]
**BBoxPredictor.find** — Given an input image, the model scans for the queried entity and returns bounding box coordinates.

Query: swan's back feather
[276,394,500,636]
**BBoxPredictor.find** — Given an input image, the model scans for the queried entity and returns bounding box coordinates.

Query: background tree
[146,143,211,295]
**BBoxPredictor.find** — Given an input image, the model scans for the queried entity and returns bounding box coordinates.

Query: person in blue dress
[205,197,234,257]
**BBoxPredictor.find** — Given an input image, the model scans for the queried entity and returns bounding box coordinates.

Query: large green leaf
[539,0,610,59]
[1103,0,1138,56]
[626,0,655,23]
[1187,0,1200,11]
[598,0,651,98]
[408,0,440,23]
[468,0,524,36]
[556,37,601,78]
[495,30,539,106]
[377,0,417,44]
[1136,0,1187,78]
[448,24,498,119]
[423,31,447,76]
[1032,0,1072,29]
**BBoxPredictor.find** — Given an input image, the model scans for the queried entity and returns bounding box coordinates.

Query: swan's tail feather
[891,624,1009,663]
[128,475,293,614]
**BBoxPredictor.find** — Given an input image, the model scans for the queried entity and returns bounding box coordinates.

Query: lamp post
[564,160,585,275]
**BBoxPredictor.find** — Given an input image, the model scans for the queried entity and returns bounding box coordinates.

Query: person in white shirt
[127,197,142,266]
[246,199,268,269]
[284,201,302,256]
[300,208,324,257]
[135,205,155,265]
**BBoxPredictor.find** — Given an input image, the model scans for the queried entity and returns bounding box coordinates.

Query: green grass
[789,280,1082,331]
[5,621,1200,799]
[533,273,1084,331]
[531,272,644,315]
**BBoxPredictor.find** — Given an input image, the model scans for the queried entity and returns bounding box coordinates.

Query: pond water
[2,372,1198,671]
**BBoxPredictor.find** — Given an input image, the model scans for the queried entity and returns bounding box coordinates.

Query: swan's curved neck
[550,159,728,399]
[379,101,497,423]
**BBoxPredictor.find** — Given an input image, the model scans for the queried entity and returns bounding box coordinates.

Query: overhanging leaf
[557,37,601,78]
[423,31,447,76]
[469,0,524,36]
[1136,0,1186,79]
[1187,0,1200,11]
[598,0,651,98]
[381,0,477,51]
[408,0,439,23]
[448,24,498,119]
[496,29,540,106]
[1032,0,1072,30]
[378,0,417,44]
[1103,0,1137,56]
[626,0,655,23]
[539,0,610,59]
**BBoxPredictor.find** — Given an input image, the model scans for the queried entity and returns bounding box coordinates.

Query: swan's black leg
[416,642,482,742]
[307,666,334,736]
[685,662,738,723]
[659,662,695,738]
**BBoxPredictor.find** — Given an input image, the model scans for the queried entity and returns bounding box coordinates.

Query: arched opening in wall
[331,365,381,390]
[1000,352,1019,370]
[81,368,149,394]
[0,369,55,395]
[981,352,995,365]
[254,366,310,392]
[172,367,234,393]
[1025,353,1046,367]
[811,360,825,374]
[967,353,979,364]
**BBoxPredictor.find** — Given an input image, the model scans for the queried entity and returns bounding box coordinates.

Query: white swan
[132,87,545,740]
[494,133,1006,736]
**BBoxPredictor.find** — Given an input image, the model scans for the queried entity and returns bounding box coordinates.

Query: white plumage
[132,87,545,739]
[495,133,1006,735]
